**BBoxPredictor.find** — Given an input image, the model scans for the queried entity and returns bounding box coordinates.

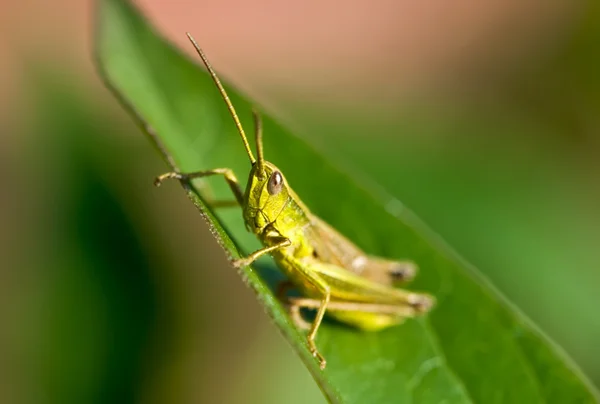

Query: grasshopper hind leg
[279,284,409,331]
[280,256,434,369]
[287,297,431,332]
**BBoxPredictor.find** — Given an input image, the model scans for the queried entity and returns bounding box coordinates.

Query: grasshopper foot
[154,172,184,187]
[308,340,327,370]
[231,258,248,268]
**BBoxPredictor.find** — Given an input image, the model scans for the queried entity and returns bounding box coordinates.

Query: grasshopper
[155,33,435,370]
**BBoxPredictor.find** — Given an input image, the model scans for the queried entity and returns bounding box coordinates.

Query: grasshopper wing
[306,215,417,286]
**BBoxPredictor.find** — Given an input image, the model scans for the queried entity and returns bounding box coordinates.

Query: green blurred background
[2,1,599,403]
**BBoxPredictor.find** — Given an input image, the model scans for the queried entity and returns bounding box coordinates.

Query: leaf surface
[95,0,600,402]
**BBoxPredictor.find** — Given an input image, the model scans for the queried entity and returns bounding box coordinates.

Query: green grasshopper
[155,33,435,370]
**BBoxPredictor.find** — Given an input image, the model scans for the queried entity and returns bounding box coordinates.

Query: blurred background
[2,0,599,403]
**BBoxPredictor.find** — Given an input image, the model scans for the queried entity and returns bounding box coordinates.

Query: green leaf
[94,0,600,402]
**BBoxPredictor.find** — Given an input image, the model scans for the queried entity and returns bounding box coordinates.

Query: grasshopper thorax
[243,161,291,234]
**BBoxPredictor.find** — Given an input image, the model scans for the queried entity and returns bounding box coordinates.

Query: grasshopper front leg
[154,168,244,205]
[232,237,291,268]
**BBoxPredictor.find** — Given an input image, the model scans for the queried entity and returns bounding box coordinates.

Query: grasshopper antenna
[252,108,266,178]
[186,32,256,165]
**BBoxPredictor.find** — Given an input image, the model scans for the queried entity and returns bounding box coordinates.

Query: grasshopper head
[243,161,290,233]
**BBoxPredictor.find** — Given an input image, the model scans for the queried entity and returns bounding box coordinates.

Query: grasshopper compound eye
[267,171,283,195]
